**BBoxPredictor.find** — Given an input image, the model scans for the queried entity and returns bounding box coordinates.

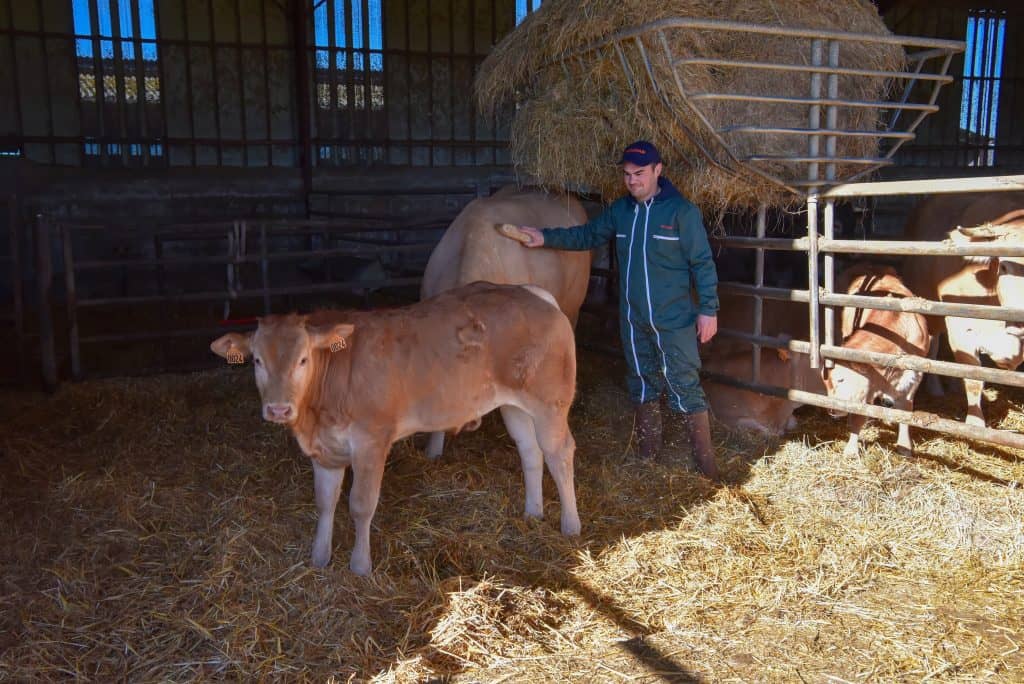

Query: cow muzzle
[263,402,296,423]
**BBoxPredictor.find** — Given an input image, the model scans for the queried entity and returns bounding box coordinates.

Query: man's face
[622,161,662,202]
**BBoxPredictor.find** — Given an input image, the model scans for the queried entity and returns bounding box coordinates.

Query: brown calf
[211,282,581,575]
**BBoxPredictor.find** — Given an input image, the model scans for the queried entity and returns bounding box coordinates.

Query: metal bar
[9,195,24,374]
[822,174,1024,198]
[35,215,57,390]
[260,222,270,313]
[752,204,766,383]
[882,51,955,164]
[61,223,80,380]
[807,197,821,369]
[671,57,955,83]
[182,0,196,165]
[74,278,425,307]
[326,0,338,160]
[108,0,129,165]
[720,328,1024,389]
[688,93,940,111]
[292,0,312,211]
[820,238,1024,258]
[88,0,107,164]
[130,0,149,166]
[703,373,1024,451]
[5,1,24,160]
[207,0,222,165]
[720,282,810,303]
[235,0,247,166]
[261,0,272,166]
[718,126,915,139]
[823,200,836,359]
[822,292,1023,323]
[744,155,892,165]
[718,235,1024,258]
[571,17,966,54]
[36,0,55,163]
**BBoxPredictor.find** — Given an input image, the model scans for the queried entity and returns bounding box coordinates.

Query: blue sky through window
[960,14,1005,140]
[313,0,382,71]
[516,0,542,25]
[72,0,158,60]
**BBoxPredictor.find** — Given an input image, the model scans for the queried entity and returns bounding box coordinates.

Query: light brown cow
[822,265,931,457]
[420,185,591,458]
[701,293,823,435]
[902,192,1024,426]
[211,282,581,575]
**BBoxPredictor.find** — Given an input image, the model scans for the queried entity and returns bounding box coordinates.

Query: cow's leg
[311,460,346,568]
[949,348,986,426]
[425,431,445,460]
[925,335,945,396]
[844,414,867,457]
[348,447,388,576]
[499,405,544,520]
[532,410,581,536]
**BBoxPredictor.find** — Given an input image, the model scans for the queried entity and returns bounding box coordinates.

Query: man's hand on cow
[518,226,545,248]
[696,314,718,344]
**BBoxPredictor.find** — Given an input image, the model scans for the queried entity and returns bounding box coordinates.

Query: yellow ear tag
[227,350,245,365]
[330,338,346,353]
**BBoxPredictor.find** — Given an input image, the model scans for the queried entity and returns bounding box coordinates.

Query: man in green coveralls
[517,140,720,479]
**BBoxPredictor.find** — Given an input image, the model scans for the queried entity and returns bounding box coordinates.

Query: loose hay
[476,0,905,212]
[2,351,1023,681]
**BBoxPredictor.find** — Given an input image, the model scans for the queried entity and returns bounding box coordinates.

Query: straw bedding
[476,0,905,212]
[1,352,1022,681]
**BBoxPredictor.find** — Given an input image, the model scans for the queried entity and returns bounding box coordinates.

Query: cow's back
[902,192,1024,313]
[329,283,576,439]
[421,187,591,325]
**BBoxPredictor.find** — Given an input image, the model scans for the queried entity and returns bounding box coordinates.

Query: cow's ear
[310,323,355,352]
[211,332,253,364]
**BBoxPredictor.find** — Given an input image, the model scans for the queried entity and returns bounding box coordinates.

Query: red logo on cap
[625,148,647,155]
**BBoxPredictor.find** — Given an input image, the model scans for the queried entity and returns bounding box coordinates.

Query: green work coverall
[541,177,719,413]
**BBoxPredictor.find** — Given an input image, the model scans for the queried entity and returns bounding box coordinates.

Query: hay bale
[476,0,905,212]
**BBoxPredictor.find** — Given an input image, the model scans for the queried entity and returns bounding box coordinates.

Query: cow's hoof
[350,555,372,576]
[843,445,859,458]
[311,548,331,569]
[897,446,913,459]
[965,415,985,428]
[561,516,581,536]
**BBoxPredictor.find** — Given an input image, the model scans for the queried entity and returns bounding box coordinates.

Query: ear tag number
[227,351,245,365]
[330,338,346,353]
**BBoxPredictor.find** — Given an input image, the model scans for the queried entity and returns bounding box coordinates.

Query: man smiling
[516,140,720,478]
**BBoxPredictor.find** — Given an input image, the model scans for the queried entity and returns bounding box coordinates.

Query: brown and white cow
[822,265,931,457]
[902,192,1024,426]
[211,282,581,575]
[701,293,823,435]
[420,185,591,458]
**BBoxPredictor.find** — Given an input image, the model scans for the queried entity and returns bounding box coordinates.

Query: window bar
[6,1,24,159]
[236,0,247,166]
[426,0,433,166]
[129,0,149,165]
[87,0,107,164]
[447,0,455,165]
[153,0,170,165]
[404,0,412,162]
[108,0,130,166]
[468,0,476,164]
[35,0,56,163]
[365,0,374,161]
[182,0,196,165]
[344,0,356,159]
[327,0,338,164]
[206,0,223,165]
[260,0,272,166]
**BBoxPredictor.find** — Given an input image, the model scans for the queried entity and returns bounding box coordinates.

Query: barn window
[312,0,384,163]
[516,0,543,25]
[72,0,163,164]
[959,9,1006,167]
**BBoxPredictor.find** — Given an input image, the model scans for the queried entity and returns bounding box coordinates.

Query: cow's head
[821,363,872,417]
[211,315,354,424]
[953,220,1024,308]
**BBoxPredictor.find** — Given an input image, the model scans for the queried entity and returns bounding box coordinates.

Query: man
[515,140,720,479]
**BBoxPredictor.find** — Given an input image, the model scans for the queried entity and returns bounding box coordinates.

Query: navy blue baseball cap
[618,140,661,166]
